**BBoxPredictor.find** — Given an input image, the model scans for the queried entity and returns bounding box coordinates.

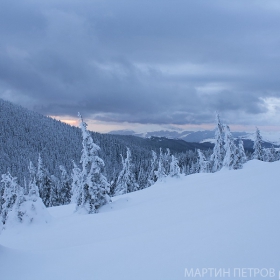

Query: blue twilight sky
[1,0,280,132]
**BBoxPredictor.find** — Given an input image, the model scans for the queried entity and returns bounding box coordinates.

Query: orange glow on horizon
[61,119,78,126]
[48,115,280,134]
[49,116,79,127]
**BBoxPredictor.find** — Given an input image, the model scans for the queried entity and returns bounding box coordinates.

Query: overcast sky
[1,0,280,132]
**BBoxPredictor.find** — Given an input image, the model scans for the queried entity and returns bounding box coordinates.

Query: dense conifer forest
[0,98,279,224]
[0,98,211,187]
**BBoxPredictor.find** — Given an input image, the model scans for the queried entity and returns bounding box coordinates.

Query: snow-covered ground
[1,160,280,280]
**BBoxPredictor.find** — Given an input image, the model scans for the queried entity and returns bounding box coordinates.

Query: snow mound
[5,197,52,228]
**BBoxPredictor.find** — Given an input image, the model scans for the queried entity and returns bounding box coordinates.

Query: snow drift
[1,160,280,280]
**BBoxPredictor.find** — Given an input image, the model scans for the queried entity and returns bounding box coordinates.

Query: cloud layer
[1,0,280,127]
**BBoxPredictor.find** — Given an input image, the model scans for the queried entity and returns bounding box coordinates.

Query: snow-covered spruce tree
[23,161,36,196]
[5,184,26,225]
[7,178,51,225]
[137,166,148,190]
[28,161,36,182]
[181,164,189,175]
[273,146,280,161]
[1,172,18,224]
[210,113,225,172]
[169,155,181,177]
[36,154,52,207]
[238,139,247,165]
[181,165,186,175]
[186,164,191,175]
[198,149,210,173]
[163,148,172,175]
[270,146,277,161]
[71,161,82,204]
[154,148,167,181]
[114,154,126,195]
[49,166,71,206]
[253,127,263,161]
[58,165,71,205]
[49,175,60,207]
[25,178,50,224]
[263,146,277,162]
[223,125,243,170]
[189,159,199,174]
[115,148,139,195]
[75,113,111,214]
[147,150,158,187]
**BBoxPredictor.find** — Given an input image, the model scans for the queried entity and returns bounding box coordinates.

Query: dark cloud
[1,0,280,126]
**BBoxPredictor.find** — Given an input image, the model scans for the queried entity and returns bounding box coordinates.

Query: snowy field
[1,160,280,280]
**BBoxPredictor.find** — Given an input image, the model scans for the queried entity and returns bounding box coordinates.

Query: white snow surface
[1,160,280,280]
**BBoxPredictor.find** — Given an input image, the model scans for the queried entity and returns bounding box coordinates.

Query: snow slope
[1,160,280,280]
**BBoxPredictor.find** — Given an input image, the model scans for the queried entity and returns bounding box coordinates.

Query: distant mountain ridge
[109,129,280,147]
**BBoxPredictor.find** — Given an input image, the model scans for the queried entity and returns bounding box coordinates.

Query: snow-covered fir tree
[1,172,18,224]
[36,154,52,207]
[71,161,82,204]
[169,155,181,177]
[7,178,51,225]
[115,154,127,195]
[28,161,36,184]
[263,146,277,162]
[154,148,167,181]
[163,148,171,175]
[58,165,71,205]
[270,145,278,161]
[50,165,71,206]
[5,184,26,225]
[74,113,111,214]
[21,177,50,224]
[211,113,225,172]
[147,150,158,187]
[238,139,247,165]
[49,175,60,207]
[137,166,148,190]
[198,149,210,173]
[189,159,199,174]
[253,127,263,161]
[115,148,139,195]
[181,164,187,175]
[223,125,243,170]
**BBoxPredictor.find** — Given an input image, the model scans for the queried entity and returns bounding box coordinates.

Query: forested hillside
[0,99,211,186]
